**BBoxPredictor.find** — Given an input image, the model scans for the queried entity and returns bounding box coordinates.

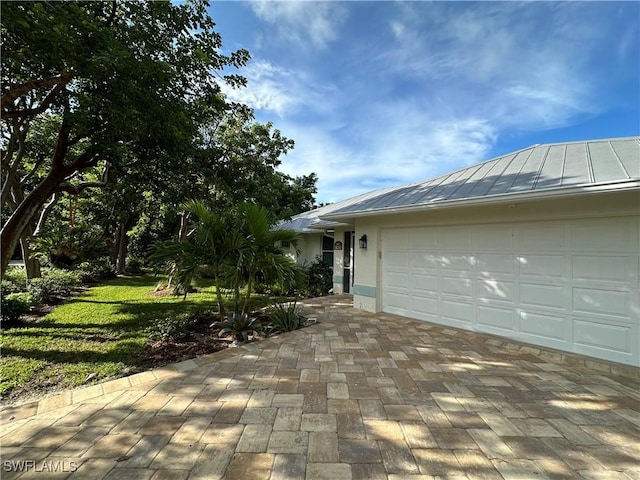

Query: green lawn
[0,275,251,402]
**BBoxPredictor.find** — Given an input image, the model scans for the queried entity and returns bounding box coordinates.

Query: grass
[0,275,270,403]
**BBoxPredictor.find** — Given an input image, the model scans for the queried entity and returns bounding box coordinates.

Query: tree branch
[1,72,72,114]
[32,192,60,238]
[2,82,68,119]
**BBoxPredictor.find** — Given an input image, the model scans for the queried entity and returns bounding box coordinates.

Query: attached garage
[319,137,640,366]
[382,216,639,365]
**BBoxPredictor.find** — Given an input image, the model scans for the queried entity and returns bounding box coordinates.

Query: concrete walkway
[1,296,638,479]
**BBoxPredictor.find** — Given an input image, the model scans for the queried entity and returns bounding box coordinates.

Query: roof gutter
[320,179,640,222]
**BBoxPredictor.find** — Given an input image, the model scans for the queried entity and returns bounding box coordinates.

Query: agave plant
[212,312,263,343]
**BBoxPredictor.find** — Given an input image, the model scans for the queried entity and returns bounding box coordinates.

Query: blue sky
[210,1,639,204]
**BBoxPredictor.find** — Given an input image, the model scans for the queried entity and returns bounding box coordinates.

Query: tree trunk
[1,168,65,278]
[116,222,128,275]
[178,211,190,241]
[20,223,41,279]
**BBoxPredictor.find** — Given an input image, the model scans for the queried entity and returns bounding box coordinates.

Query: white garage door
[382,216,640,366]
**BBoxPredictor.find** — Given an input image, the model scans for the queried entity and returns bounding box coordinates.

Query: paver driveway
[1,296,639,479]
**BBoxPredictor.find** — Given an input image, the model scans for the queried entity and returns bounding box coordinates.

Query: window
[281,240,290,249]
[321,235,334,266]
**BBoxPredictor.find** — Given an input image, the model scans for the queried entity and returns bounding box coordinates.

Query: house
[281,137,640,366]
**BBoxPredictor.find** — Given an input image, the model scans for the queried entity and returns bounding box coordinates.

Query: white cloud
[222,58,343,118]
[221,60,298,116]
[249,1,348,49]
[383,2,600,131]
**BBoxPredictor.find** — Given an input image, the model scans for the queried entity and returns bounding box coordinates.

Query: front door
[343,231,355,293]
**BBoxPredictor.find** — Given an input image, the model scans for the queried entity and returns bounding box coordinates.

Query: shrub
[1,279,25,296]
[76,257,116,283]
[125,256,145,275]
[28,269,79,303]
[1,292,34,323]
[212,313,263,343]
[304,256,333,297]
[3,268,27,291]
[147,313,199,341]
[267,301,303,333]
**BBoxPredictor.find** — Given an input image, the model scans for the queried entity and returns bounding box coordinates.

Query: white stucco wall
[351,191,639,313]
[284,233,324,266]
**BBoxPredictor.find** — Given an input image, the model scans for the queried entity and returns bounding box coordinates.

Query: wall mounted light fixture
[359,234,368,249]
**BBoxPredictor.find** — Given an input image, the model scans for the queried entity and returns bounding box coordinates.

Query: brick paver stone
[308,431,339,463]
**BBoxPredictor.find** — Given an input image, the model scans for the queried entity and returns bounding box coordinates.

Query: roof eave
[320,179,640,222]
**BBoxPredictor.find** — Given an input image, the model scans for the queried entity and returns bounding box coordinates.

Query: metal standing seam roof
[317,136,640,221]
[277,184,407,233]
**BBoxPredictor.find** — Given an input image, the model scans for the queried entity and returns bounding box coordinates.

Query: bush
[125,256,145,275]
[1,292,34,323]
[1,279,25,296]
[147,313,199,341]
[3,268,27,292]
[304,256,333,297]
[212,313,263,343]
[28,269,79,303]
[76,257,116,283]
[267,301,303,333]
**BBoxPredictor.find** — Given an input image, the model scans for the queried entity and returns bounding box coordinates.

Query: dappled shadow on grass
[1,340,145,365]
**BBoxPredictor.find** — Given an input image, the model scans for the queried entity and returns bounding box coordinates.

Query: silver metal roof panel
[318,136,639,220]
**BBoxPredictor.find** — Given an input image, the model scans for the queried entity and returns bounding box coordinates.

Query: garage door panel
[571,218,638,251]
[386,270,409,289]
[386,251,409,267]
[441,254,474,272]
[519,255,565,278]
[412,273,438,295]
[474,226,514,250]
[439,227,472,250]
[410,229,437,248]
[441,276,473,298]
[573,287,631,319]
[518,223,566,249]
[441,299,473,324]
[573,319,635,362]
[520,283,566,310]
[385,291,409,311]
[572,256,632,283]
[477,305,516,332]
[477,279,514,303]
[477,254,514,274]
[410,252,439,269]
[520,311,569,342]
[412,295,438,317]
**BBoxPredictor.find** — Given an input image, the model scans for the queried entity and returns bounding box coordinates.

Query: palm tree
[152,201,301,318]
[152,200,242,318]
[232,203,301,314]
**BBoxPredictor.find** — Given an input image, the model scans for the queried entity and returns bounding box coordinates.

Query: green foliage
[1,279,25,296]
[76,258,117,284]
[267,301,303,333]
[27,269,79,303]
[3,269,28,291]
[212,313,263,343]
[33,223,110,268]
[147,313,199,342]
[304,256,334,297]
[125,256,145,275]
[1,292,34,323]
[152,201,300,317]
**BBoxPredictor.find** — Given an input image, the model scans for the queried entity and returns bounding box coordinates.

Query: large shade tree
[1,0,249,277]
